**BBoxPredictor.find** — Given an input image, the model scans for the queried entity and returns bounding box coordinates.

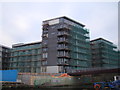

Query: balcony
[41,59,47,61]
[84,34,90,39]
[57,47,70,51]
[57,55,70,58]
[58,24,71,31]
[84,28,89,33]
[57,61,69,66]
[57,63,69,66]
[42,45,48,48]
[57,32,69,37]
[57,39,69,44]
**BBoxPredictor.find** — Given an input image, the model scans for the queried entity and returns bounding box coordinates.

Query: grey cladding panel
[47,26,58,66]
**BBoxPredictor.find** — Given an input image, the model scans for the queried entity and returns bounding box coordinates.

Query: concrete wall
[33,76,75,86]
[17,73,118,86]
[17,73,92,86]
[32,75,92,86]
[17,74,31,85]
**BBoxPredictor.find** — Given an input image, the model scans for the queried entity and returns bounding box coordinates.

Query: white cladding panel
[46,66,59,73]
[48,19,59,25]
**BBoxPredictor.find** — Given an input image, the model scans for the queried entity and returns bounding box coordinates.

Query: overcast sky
[0,2,118,48]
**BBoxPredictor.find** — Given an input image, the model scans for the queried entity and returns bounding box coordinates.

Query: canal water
[2,86,95,90]
[2,88,93,90]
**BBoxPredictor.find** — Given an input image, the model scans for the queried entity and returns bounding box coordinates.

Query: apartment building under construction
[1,16,119,74]
[9,42,41,73]
[0,45,10,70]
[90,38,119,68]
[41,16,91,73]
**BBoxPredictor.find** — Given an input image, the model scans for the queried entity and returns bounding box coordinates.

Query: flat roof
[0,44,11,49]
[43,16,85,27]
[90,38,113,44]
[12,41,41,48]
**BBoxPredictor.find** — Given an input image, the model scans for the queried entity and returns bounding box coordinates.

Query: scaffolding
[9,42,42,73]
[91,38,119,68]
[69,25,91,70]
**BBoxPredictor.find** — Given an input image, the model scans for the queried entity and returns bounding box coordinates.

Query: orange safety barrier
[51,73,70,78]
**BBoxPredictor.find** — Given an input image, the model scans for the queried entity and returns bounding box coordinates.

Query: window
[42,53,48,58]
[43,40,48,45]
[51,32,55,35]
[58,51,69,57]
[41,61,47,65]
[41,66,47,72]
[58,66,63,73]
[57,44,68,49]
[43,48,48,52]
[43,33,48,38]
[43,30,48,33]
[37,62,41,66]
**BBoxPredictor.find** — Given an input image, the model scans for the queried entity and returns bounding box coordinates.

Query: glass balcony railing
[57,54,70,58]
[84,28,89,33]
[57,39,69,43]
[58,24,71,30]
[57,46,70,50]
[57,32,69,36]
[57,62,69,66]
